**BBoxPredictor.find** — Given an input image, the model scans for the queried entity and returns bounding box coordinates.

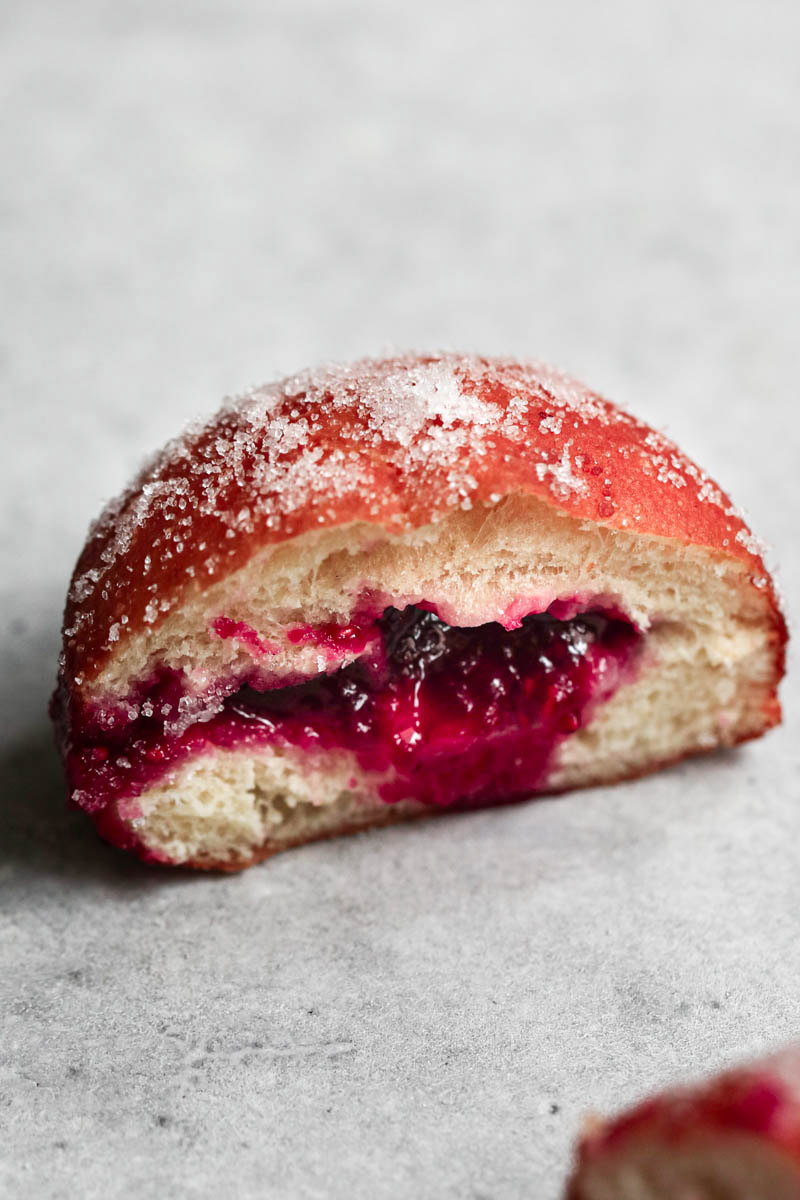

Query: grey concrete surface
[2,1,799,1196]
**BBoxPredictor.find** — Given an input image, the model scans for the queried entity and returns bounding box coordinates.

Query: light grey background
[2,2,798,1197]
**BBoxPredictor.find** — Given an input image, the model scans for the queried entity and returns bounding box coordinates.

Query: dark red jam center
[63,605,640,817]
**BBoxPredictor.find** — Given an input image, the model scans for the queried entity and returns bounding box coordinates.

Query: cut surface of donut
[51,353,786,868]
[566,1046,800,1199]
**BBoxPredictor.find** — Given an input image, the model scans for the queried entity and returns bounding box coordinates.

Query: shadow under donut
[0,727,190,887]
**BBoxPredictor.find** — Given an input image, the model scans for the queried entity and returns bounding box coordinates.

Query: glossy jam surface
[62,605,640,817]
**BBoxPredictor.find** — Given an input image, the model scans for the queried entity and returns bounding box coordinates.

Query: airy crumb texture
[52,354,786,870]
[566,1047,800,1199]
[61,353,776,687]
[117,495,782,869]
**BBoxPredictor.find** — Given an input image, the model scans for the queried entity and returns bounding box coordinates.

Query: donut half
[566,1046,800,1199]
[51,353,786,869]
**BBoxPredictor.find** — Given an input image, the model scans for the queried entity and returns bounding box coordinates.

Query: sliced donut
[566,1046,800,1199]
[51,353,786,869]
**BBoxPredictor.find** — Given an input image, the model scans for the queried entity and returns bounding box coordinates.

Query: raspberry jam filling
[62,604,640,819]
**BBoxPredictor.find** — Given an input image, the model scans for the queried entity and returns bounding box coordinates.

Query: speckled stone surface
[2,2,798,1197]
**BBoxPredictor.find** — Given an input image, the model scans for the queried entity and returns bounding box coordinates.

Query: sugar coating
[62,352,771,678]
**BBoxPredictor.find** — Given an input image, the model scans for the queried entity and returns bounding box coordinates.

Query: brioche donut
[566,1046,800,1198]
[51,353,786,869]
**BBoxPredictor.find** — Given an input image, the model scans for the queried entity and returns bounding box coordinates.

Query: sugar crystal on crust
[63,352,772,672]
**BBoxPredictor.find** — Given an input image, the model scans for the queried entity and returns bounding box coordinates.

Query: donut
[51,352,786,869]
[566,1046,800,1198]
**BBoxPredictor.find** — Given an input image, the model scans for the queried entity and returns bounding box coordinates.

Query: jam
[60,604,640,819]
[285,619,375,658]
[212,617,279,656]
